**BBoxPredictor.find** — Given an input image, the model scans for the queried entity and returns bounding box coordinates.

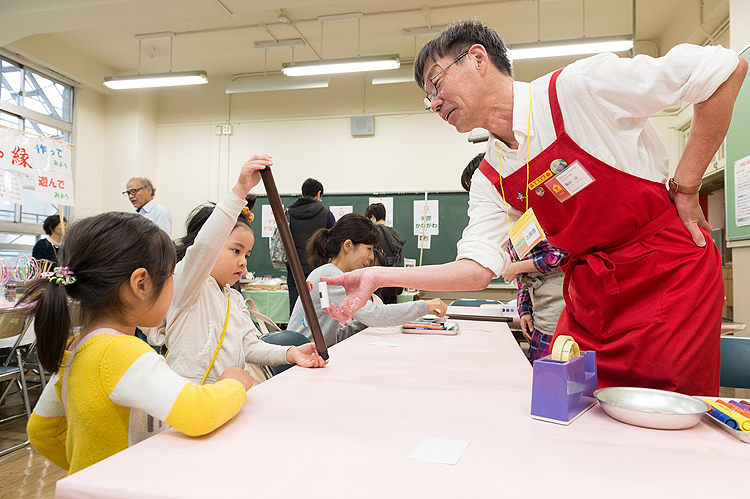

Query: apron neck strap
[548,68,565,139]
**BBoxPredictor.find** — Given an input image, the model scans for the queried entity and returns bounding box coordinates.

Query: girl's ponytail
[306,214,381,269]
[23,277,71,373]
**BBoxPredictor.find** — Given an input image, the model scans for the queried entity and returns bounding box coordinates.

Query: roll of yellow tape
[550,335,581,362]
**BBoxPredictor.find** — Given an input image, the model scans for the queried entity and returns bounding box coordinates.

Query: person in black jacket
[32,214,66,264]
[365,203,406,304]
[286,178,335,314]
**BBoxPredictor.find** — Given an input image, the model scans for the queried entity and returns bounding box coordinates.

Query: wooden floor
[0,382,66,499]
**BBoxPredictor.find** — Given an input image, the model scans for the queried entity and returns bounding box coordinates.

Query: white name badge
[543,160,595,203]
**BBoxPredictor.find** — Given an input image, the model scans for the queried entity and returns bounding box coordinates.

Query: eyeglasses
[424,51,469,111]
[122,186,146,197]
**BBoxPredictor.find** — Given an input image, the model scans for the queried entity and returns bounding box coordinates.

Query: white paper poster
[735,154,750,227]
[330,205,353,221]
[33,137,72,176]
[35,171,74,206]
[261,204,279,238]
[413,200,439,236]
[417,233,431,250]
[368,197,394,226]
[0,170,24,204]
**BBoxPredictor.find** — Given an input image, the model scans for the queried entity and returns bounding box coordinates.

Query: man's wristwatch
[668,178,702,195]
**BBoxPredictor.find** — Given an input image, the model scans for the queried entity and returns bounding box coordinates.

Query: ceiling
[0,0,689,86]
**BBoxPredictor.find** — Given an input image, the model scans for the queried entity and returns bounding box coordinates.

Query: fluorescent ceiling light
[508,36,633,61]
[226,74,329,93]
[371,66,414,85]
[402,26,448,38]
[282,54,400,76]
[103,70,208,89]
[254,38,305,50]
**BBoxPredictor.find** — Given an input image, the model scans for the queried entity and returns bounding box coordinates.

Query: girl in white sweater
[162,155,327,384]
[288,213,446,347]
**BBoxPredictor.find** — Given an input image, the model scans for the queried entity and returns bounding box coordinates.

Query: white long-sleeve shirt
[457,43,739,278]
[163,192,289,385]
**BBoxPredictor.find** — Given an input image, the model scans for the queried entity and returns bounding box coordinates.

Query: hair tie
[240,207,254,223]
[50,266,76,286]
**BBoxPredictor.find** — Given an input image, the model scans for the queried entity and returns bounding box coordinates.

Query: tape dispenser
[530,335,598,425]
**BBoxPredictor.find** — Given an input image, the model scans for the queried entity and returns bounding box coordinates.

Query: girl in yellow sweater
[25,209,253,475]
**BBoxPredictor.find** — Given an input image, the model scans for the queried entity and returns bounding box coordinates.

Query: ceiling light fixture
[254,38,305,50]
[226,74,329,93]
[402,26,448,38]
[282,54,400,77]
[371,66,414,85]
[508,36,633,61]
[103,32,209,90]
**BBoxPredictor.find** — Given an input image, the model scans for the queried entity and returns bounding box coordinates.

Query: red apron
[479,69,723,395]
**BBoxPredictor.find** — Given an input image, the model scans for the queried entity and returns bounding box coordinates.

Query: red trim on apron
[479,68,723,395]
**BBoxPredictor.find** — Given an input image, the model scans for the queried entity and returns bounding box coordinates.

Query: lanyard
[200,291,231,386]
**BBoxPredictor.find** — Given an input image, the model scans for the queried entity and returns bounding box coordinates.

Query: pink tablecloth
[56,321,749,499]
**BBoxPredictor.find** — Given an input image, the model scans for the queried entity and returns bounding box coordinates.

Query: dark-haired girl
[287,213,446,347]
[158,155,326,386]
[25,212,253,475]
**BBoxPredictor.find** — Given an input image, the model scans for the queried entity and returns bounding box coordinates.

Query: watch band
[668,178,702,195]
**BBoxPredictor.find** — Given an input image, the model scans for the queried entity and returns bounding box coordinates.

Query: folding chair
[0,309,34,457]
[720,336,750,389]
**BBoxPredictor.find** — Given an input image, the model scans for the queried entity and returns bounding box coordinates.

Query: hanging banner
[0,128,35,175]
[413,200,439,236]
[35,171,74,206]
[0,170,24,204]
[33,136,72,176]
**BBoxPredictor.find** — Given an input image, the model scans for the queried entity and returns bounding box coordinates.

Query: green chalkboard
[247,192,470,278]
[725,43,750,241]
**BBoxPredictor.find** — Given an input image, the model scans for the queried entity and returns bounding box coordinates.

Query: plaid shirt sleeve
[516,279,532,317]
[530,239,567,274]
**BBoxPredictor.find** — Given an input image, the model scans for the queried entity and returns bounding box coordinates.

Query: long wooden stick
[260,167,329,360]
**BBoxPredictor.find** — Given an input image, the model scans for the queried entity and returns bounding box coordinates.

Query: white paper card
[330,205,353,221]
[261,204,278,238]
[371,341,398,347]
[417,233,431,250]
[0,170,23,204]
[409,437,469,465]
[35,171,74,206]
[413,200,439,236]
[735,154,750,227]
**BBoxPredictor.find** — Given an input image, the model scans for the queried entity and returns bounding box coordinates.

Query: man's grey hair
[133,176,156,196]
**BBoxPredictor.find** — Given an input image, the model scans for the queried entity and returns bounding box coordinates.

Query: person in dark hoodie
[286,178,335,314]
[364,203,406,304]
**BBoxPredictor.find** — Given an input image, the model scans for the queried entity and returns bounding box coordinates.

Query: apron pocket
[567,250,664,339]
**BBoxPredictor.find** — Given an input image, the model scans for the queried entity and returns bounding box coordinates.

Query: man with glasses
[124,176,173,235]
[325,19,747,396]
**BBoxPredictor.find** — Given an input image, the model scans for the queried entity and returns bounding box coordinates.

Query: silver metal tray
[594,387,709,430]
[700,397,750,443]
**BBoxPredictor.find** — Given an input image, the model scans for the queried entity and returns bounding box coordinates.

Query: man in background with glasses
[325,19,747,396]
[123,176,173,236]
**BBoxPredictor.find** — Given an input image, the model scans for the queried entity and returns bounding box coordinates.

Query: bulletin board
[247,192,470,278]
[724,43,750,241]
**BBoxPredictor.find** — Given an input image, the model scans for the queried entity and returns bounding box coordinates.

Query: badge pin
[535,186,545,196]
[517,191,526,201]
[550,159,568,175]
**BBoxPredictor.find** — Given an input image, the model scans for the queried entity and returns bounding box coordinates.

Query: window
[0,55,74,267]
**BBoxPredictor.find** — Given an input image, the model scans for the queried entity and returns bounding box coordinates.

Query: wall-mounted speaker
[351,115,374,136]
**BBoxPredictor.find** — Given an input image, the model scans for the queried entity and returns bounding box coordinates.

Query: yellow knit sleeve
[27,412,70,471]
[164,379,247,437]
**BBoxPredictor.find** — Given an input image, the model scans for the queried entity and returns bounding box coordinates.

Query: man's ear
[469,43,489,76]
[129,268,149,300]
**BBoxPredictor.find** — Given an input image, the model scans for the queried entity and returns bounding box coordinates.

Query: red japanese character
[38,176,49,188]
[12,147,31,169]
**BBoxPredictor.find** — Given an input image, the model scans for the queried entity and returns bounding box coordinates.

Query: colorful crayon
[704,399,748,431]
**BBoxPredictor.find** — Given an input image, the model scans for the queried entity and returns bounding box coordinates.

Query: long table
[55,321,749,498]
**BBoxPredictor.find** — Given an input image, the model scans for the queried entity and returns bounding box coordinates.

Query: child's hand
[218,367,255,391]
[425,298,447,317]
[233,154,273,198]
[285,343,328,368]
[520,315,533,342]
[501,262,520,283]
